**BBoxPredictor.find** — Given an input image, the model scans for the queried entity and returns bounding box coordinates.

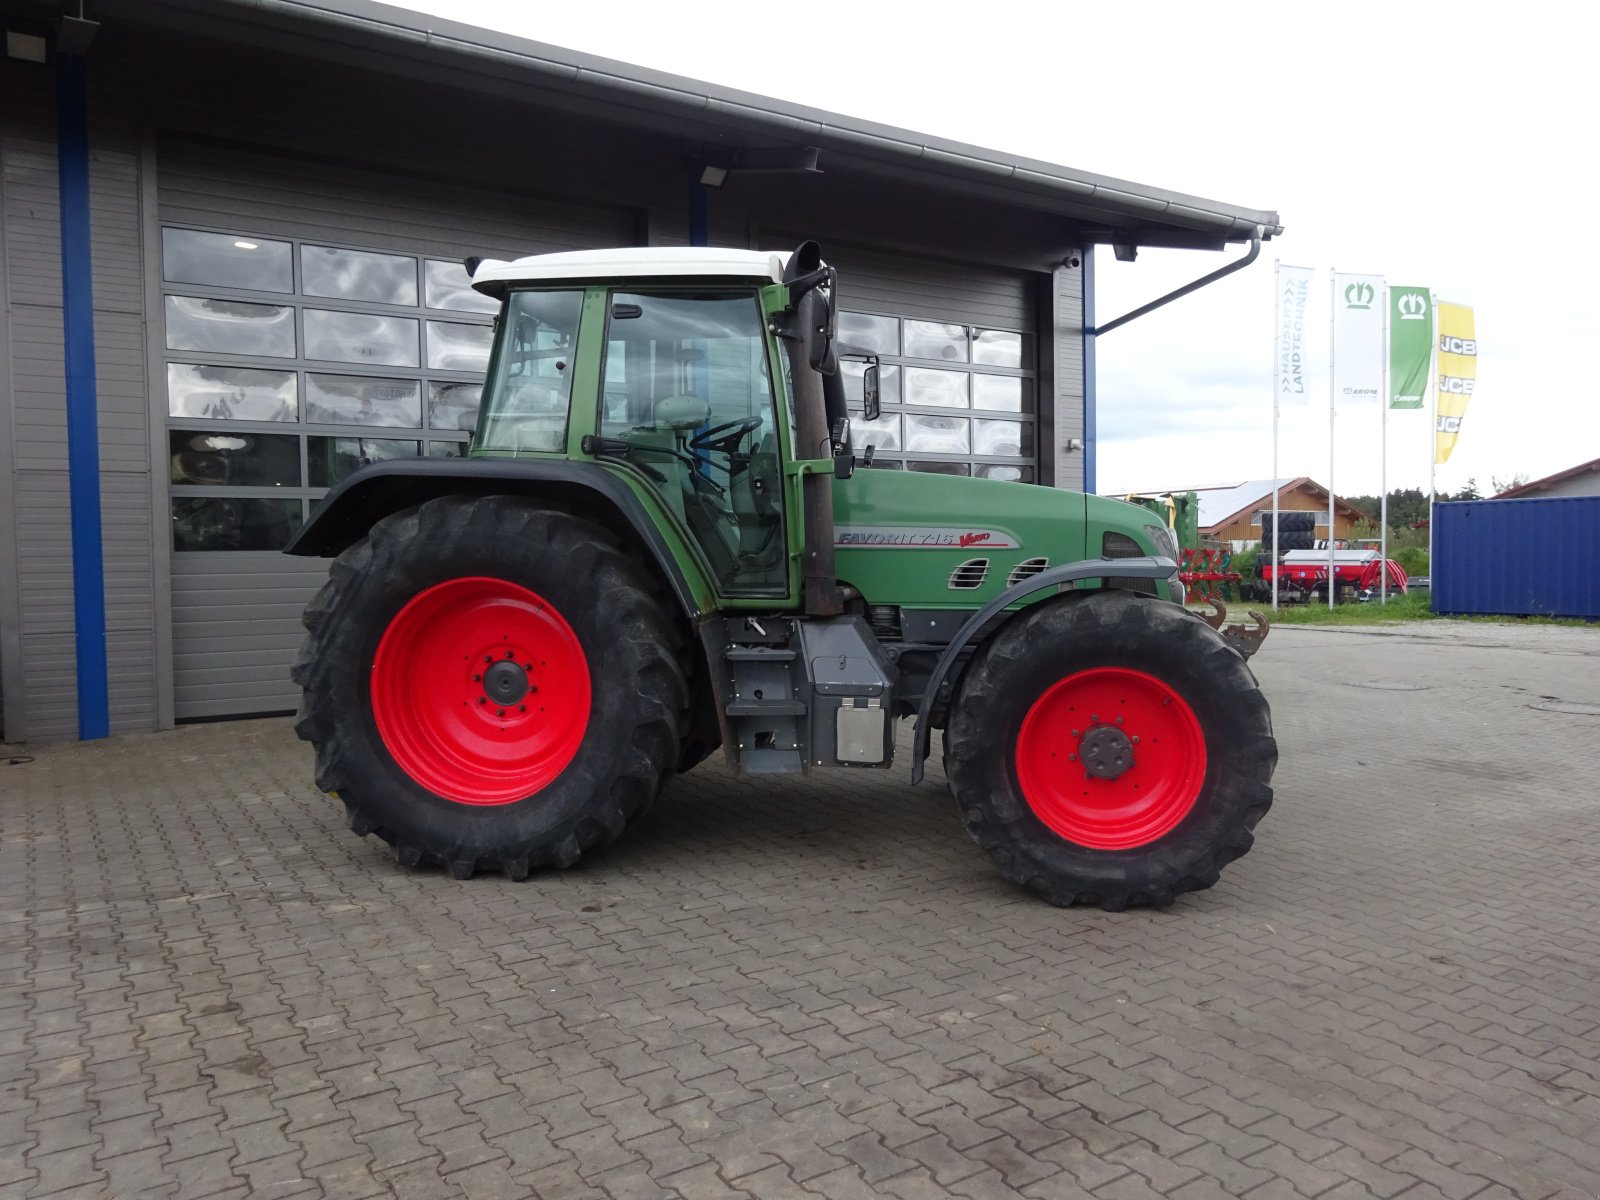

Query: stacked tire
[1259,510,1316,553]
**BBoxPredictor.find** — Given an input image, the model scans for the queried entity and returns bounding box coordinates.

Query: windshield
[475,289,584,453]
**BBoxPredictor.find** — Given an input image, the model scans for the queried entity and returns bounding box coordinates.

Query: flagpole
[1380,285,1390,604]
[1271,260,1281,612]
[1328,270,1336,610]
[1427,290,1439,577]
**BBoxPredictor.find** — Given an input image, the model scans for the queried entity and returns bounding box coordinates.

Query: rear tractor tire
[944,589,1276,910]
[292,495,688,880]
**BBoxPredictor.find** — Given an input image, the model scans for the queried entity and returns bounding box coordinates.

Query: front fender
[909,556,1178,784]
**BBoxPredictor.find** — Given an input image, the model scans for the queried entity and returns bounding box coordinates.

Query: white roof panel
[472,246,791,291]
[1192,479,1295,528]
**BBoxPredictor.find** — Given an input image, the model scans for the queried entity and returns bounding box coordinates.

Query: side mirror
[862,364,881,422]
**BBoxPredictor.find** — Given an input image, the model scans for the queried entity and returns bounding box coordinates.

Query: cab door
[596,289,790,597]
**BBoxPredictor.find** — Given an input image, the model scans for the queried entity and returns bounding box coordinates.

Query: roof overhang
[83,0,1281,252]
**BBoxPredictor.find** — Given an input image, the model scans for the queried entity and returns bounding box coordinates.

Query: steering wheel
[688,415,764,454]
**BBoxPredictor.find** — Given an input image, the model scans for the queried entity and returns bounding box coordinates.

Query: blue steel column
[1081,245,1097,494]
[56,53,110,740]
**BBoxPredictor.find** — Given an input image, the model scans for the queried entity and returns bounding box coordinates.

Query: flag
[1388,287,1432,409]
[1332,272,1385,404]
[1435,303,1476,463]
[1275,265,1315,407]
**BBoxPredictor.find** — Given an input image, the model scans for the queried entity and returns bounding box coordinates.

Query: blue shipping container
[1433,496,1600,619]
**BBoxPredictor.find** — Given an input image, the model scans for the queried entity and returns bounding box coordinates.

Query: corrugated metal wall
[1433,497,1600,619]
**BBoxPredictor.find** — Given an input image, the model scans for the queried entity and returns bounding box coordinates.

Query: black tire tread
[292,495,688,880]
[944,590,1276,910]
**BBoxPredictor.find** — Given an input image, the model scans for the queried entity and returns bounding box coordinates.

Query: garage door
[823,243,1038,483]
[159,140,635,719]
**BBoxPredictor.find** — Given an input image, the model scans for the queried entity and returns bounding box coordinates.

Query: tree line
[1342,474,1527,531]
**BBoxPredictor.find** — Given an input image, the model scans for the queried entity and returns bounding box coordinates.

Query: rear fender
[284,458,711,618]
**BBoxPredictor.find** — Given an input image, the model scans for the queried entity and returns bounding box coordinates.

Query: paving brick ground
[3,621,1600,1199]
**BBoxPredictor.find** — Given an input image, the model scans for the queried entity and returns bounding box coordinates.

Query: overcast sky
[388,0,1593,497]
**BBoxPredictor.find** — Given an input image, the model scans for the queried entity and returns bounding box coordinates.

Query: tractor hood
[831,472,1174,610]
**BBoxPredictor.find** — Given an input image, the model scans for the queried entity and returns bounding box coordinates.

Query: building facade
[0,0,1279,740]
[1193,478,1367,550]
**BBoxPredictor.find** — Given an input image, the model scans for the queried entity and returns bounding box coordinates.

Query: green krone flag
[1389,286,1432,409]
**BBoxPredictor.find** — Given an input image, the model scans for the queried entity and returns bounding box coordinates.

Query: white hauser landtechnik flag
[1276,265,1315,407]
[1332,273,1385,404]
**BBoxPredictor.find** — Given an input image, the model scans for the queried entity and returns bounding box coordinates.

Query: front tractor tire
[292,495,688,880]
[945,590,1276,910]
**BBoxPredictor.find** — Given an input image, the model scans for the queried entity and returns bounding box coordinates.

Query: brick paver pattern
[3,623,1599,1199]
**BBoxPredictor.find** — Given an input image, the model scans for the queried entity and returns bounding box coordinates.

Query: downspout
[56,50,110,740]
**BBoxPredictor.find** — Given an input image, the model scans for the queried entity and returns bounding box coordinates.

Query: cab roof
[471,247,792,294]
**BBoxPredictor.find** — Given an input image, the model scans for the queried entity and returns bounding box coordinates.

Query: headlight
[1143,523,1178,562]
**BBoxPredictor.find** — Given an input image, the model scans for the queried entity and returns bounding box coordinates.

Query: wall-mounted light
[1066,437,1085,451]
[698,165,728,188]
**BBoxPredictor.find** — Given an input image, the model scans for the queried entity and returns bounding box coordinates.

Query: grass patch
[1258,589,1435,625]
[1208,588,1596,628]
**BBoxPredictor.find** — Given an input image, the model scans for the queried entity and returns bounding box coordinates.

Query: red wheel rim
[370,577,590,805]
[1015,667,1205,850]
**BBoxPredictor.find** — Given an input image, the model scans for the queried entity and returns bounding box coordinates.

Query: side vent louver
[949,558,990,589]
[1102,531,1142,559]
[1007,556,1050,587]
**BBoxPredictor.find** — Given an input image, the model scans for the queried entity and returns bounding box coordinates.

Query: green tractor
[287,242,1276,909]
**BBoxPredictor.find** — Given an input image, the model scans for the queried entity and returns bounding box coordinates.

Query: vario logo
[1344,282,1375,309]
[1396,293,1427,320]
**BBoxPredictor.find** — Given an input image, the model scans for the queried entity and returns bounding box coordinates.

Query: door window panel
[838,312,899,356]
[426,320,494,372]
[172,497,303,551]
[169,430,300,487]
[600,291,787,595]
[427,382,483,432]
[308,437,424,486]
[301,245,418,305]
[904,367,968,409]
[163,229,293,293]
[903,321,969,363]
[167,364,297,422]
[306,374,422,427]
[852,411,902,451]
[972,374,1025,412]
[425,260,500,313]
[904,413,971,455]
[165,296,296,358]
[972,329,1025,368]
[304,309,418,366]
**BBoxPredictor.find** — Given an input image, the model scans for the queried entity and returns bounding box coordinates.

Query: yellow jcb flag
[1434,303,1476,464]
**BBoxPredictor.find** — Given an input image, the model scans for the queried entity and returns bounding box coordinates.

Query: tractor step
[738,748,806,775]
[724,646,797,663]
[725,699,807,717]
